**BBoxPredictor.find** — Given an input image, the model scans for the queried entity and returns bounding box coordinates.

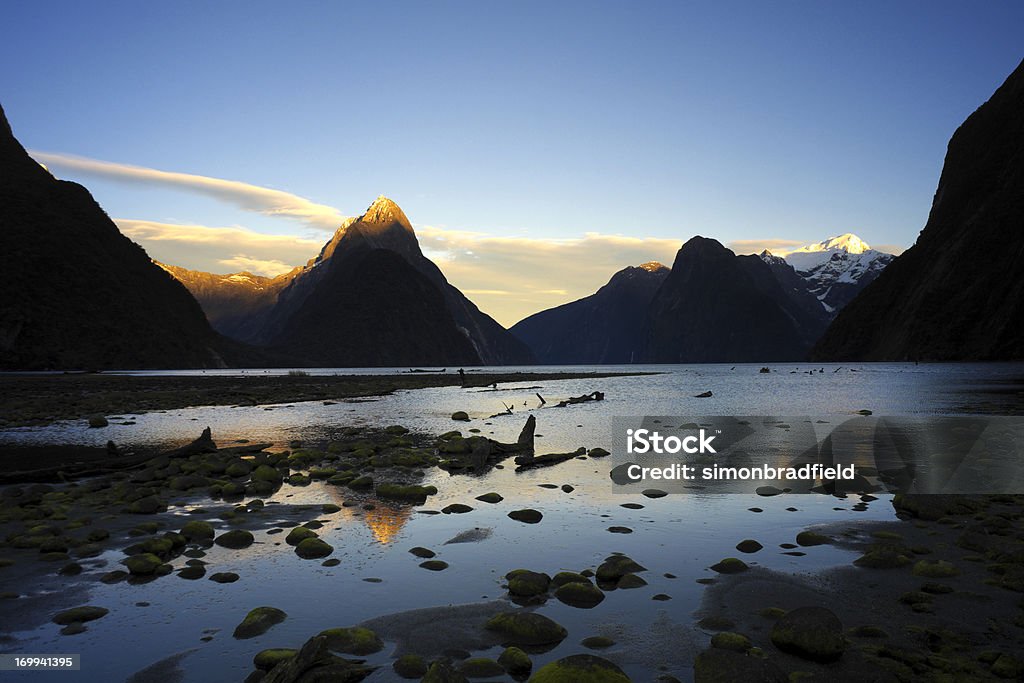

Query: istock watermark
[609,415,1024,495]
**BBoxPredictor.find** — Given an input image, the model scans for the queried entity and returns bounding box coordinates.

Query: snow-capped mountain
[760,233,895,315]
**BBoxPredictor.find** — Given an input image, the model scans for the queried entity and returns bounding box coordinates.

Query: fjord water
[2,363,1022,682]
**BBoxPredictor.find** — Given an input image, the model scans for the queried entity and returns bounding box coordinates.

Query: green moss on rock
[214,530,254,549]
[253,648,297,671]
[53,606,108,625]
[295,537,333,559]
[317,626,383,655]
[232,606,286,639]
[769,606,845,663]
[485,611,567,646]
[529,654,630,682]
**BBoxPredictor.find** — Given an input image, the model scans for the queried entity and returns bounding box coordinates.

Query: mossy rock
[393,653,428,678]
[551,571,590,588]
[617,573,648,589]
[209,572,239,583]
[129,536,174,556]
[53,605,108,625]
[232,606,286,639]
[557,581,602,610]
[596,554,646,582]
[423,660,467,682]
[485,611,567,646]
[508,509,543,524]
[459,657,504,677]
[854,547,911,569]
[253,648,297,671]
[225,461,252,478]
[582,635,616,649]
[736,539,763,553]
[180,520,215,541]
[125,496,164,514]
[769,606,845,662]
[347,476,374,490]
[451,411,470,421]
[709,558,748,574]
[295,538,333,559]
[124,553,164,575]
[251,465,283,484]
[215,530,254,550]
[318,626,383,655]
[530,654,630,682]
[795,531,830,547]
[100,570,128,584]
[497,646,531,675]
[86,528,110,542]
[288,474,311,487]
[912,560,959,578]
[321,503,341,513]
[178,565,206,580]
[588,448,611,458]
[506,569,551,597]
[376,483,438,501]
[285,527,318,546]
[409,546,436,559]
[711,632,752,652]
[476,492,503,504]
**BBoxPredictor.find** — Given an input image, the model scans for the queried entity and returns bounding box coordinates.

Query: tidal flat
[1,364,1023,681]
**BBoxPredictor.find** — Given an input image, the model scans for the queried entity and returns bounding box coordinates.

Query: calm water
[2,363,1022,681]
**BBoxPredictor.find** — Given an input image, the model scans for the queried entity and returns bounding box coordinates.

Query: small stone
[736,539,763,553]
[508,509,543,524]
[419,560,449,571]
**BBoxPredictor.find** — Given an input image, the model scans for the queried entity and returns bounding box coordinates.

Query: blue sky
[2,2,1022,324]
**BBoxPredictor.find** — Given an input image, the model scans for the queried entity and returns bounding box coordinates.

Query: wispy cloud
[116,219,321,277]
[31,151,347,232]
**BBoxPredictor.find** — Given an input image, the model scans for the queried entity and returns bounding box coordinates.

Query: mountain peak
[638,261,667,272]
[359,195,411,229]
[792,233,871,255]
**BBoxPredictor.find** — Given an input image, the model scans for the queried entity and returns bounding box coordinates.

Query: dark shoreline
[0,371,653,430]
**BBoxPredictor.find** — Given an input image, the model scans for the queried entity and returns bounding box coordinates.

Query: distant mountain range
[511,234,892,364]
[813,57,1024,361]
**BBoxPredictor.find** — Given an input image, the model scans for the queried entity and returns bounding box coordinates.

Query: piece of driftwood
[514,446,587,471]
[165,426,218,458]
[490,415,535,453]
[555,391,604,407]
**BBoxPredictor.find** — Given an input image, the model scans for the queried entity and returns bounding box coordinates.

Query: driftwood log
[514,447,587,471]
[555,391,604,407]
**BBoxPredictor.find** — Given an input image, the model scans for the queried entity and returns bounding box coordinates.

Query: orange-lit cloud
[416,226,681,325]
[31,151,347,232]
[116,219,320,277]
